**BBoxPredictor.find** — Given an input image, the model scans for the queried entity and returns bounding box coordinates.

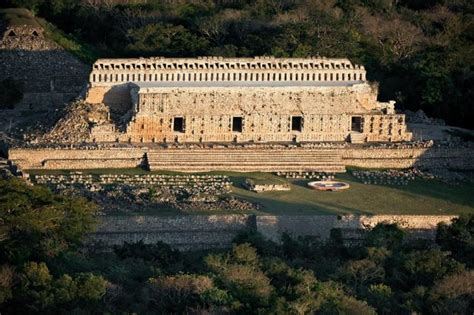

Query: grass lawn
[26,168,474,215]
[229,172,474,215]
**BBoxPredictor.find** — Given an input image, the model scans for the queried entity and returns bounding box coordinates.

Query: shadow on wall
[102,84,133,114]
[101,84,134,130]
[0,49,90,110]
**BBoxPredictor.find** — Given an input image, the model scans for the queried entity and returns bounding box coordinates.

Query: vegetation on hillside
[0,178,473,313]
[1,0,473,129]
[0,8,99,63]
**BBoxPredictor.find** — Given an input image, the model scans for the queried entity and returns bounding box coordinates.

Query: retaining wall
[9,145,474,171]
[90,214,252,250]
[9,147,146,169]
[90,214,457,250]
[341,147,474,170]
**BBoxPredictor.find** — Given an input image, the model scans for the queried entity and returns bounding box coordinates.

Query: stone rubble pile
[34,101,109,144]
[364,140,434,149]
[243,179,291,193]
[276,171,336,180]
[31,172,259,212]
[351,169,435,186]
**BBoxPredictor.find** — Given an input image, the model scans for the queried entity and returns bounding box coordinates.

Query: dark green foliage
[113,240,183,272]
[0,179,472,313]
[127,23,209,57]
[0,179,105,313]
[437,214,474,267]
[0,179,97,264]
[1,0,472,127]
[15,261,107,313]
[365,223,405,250]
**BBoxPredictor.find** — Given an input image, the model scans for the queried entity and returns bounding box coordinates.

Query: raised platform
[146,148,345,173]
[8,143,474,172]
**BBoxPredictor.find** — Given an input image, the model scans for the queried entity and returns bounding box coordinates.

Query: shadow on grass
[28,168,474,215]
[341,171,474,210]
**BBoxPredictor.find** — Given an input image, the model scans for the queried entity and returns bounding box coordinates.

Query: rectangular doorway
[173,117,185,132]
[291,116,303,131]
[351,116,362,132]
[232,117,243,132]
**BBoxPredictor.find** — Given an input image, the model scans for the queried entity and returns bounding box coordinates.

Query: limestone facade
[86,56,412,143]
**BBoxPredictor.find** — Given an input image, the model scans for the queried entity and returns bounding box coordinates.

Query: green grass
[230,172,474,215]
[26,168,474,215]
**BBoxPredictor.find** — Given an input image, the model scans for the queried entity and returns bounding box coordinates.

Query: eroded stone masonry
[86,56,412,144]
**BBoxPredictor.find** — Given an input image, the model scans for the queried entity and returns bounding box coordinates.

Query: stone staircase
[146,148,346,173]
[349,132,366,144]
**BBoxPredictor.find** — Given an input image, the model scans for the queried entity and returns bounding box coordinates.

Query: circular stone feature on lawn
[307,181,350,191]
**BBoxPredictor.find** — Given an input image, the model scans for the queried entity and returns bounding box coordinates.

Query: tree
[429,270,474,314]
[0,179,98,265]
[126,23,209,57]
[365,223,405,250]
[12,261,107,312]
[205,243,275,311]
[437,214,474,267]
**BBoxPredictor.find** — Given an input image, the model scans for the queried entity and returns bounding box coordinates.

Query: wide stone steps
[148,166,346,173]
[146,149,345,172]
[349,132,366,144]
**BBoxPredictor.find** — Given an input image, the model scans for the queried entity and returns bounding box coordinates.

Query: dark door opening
[291,116,303,131]
[173,117,184,132]
[351,116,362,132]
[232,117,243,132]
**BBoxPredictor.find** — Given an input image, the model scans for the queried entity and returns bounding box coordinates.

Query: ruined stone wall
[90,214,457,249]
[85,56,412,144]
[256,215,457,242]
[342,147,474,170]
[0,20,89,110]
[91,214,251,250]
[122,84,390,143]
[8,147,146,169]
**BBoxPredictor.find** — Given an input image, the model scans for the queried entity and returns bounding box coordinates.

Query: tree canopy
[1,0,473,128]
[0,178,473,313]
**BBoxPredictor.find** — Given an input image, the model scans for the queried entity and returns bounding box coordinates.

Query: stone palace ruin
[10,56,474,173]
[86,56,412,144]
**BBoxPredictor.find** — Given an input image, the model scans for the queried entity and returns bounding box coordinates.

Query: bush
[113,240,182,272]
[437,214,474,267]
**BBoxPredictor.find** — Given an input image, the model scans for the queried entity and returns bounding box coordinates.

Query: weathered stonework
[0,9,89,111]
[90,214,457,250]
[9,144,474,172]
[86,57,412,144]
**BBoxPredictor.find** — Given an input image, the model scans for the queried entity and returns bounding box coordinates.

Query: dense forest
[1,0,473,129]
[0,178,473,313]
